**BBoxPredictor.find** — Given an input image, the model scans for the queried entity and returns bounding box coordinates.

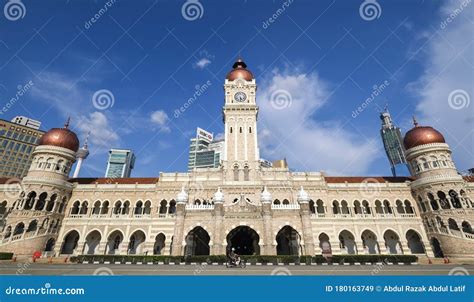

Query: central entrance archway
[226,226,260,255]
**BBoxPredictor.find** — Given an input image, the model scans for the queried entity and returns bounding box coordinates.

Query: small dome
[177,186,188,203]
[226,58,254,81]
[38,119,79,152]
[404,118,445,149]
[261,186,272,203]
[214,187,224,203]
[297,186,310,203]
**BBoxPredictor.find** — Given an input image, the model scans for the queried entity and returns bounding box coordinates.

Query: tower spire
[412,116,419,127]
[64,116,71,129]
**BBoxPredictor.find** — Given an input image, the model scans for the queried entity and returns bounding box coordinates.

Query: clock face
[234,92,247,102]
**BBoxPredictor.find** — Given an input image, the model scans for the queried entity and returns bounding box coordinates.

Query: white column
[73,158,83,178]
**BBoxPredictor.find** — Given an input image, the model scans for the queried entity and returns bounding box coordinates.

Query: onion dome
[177,186,188,203]
[226,58,254,81]
[297,186,310,203]
[38,118,80,152]
[213,187,224,203]
[260,186,272,203]
[403,117,445,150]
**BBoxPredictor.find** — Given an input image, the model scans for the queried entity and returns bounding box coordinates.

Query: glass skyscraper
[187,128,224,171]
[105,149,136,178]
[0,117,45,178]
[380,109,408,176]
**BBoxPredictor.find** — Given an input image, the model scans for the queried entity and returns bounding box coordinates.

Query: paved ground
[1,263,473,275]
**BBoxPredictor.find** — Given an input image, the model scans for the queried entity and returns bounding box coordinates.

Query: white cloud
[194,58,211,69]
[150,110,170,132]
[76,112,120,152]
[30,71,120,153]
[412,0,473,171]
[258,70,379,175]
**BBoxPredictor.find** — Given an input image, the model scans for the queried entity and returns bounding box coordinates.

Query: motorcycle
[226,256,246,268]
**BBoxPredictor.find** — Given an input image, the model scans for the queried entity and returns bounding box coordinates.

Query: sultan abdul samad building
[0,59,473,259]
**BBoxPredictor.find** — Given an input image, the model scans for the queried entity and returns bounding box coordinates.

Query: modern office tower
[105,148,136,178]
[259,159,273,168]
[380,108,408,176]
[11,116,41,130]
[0,118,45,178]
[187,128,224,170]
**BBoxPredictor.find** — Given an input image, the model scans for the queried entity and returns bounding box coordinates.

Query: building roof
[463,176,474,183]
[68,177,159,184]
[324,176,413,183]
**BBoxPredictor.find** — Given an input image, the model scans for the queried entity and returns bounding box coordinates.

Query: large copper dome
[403,118,445,150]
[226,58,254,81]
[38,120,80,152]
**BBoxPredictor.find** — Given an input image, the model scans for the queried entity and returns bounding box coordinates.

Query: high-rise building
[105,149,136,178]
[380,108,408,176]
[11,116,41,130]
[187,128,224,170]
[0,118,45,178]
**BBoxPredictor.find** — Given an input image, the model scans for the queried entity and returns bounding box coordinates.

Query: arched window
[309,200,316,214]
[243,166,250,181]
[383,200,392,214]
[353,200,362,214]
[134,201,143,215]
[428,193,439,210]
[437,191,450,209]
[332,201,339,214]
[362,200,371,214]
[316,200,325,214]
[79,201,88,215]
[249,127,252,133]
[233,165,239,181]
[71,201,80,215]
[404,200,414,214]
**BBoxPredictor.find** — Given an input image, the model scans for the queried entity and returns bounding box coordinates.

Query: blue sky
[0,0,472,177]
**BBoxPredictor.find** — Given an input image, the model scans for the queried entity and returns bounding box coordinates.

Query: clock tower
[222,58,260,182]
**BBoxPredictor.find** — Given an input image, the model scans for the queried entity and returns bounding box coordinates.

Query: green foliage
[0,252,14,260]
[72,254,418,264]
